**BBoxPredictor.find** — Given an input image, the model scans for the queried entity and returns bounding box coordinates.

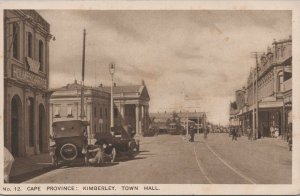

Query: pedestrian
[204,126,208,139]
[232,127,237,141]
[189,127,195,142]
[270,125,275,138]
[246,125,251,140]
[4,147,14,183]
[88,143,105,166]
[287,123,292,151]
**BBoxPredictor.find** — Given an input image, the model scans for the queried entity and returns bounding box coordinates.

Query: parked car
[49,120,89,167]
[95,125,139,160]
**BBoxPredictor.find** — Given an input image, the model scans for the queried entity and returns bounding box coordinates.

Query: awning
[259,101,283,109]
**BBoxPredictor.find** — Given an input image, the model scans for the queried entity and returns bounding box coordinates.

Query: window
[54,105,61,118]
[105,108,108,118]
[12,24,19,59]
[278,72,284,92]
[39,40,44,71]
[27,32,33,58]
[114,108,118,118]
[67,105,73,117]
[94,107,97,117]
[99,107,103,118]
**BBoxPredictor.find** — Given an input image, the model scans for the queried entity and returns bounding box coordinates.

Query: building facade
[230,36,292,139]
[49,80,111,142]
[150,111,207,133]
[4,10,52,157]
[99,81,150,136]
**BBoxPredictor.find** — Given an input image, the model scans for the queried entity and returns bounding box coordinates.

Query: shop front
[258,100,283,138]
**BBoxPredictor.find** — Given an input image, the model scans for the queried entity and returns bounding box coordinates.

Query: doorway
[11,95,22,157]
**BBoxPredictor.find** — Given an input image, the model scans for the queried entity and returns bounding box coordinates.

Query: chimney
[74,79,77,84]
[141,80,145,86]
[114,83,116,87]
[99,83,103,87]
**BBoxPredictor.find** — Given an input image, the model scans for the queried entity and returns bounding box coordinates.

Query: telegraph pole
[250,52,263,139]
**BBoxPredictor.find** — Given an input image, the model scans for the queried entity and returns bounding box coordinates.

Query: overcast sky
[38,10,291,125]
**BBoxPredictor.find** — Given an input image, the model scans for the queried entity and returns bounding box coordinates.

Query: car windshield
[52,120,88,138]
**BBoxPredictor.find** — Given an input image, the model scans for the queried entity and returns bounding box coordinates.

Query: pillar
[135,104,140,135]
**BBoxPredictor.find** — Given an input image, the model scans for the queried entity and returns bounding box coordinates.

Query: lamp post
[109,63,115,129]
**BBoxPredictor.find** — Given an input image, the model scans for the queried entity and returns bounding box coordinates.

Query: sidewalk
[238,135,289,148]
[10,153,53,183]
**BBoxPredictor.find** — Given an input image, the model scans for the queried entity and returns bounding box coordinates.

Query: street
[24,133,291,184]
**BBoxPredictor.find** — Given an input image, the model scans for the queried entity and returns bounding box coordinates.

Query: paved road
[24,133,291,184]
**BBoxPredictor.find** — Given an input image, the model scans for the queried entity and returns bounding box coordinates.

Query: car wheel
[60,143,78,161]
[128,150,134,159]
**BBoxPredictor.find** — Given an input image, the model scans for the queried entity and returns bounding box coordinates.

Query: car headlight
[103,144,107,149]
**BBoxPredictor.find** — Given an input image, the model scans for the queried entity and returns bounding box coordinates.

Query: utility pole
[109,63,115,129]
[80,29,86,120]
[250,51,263,139]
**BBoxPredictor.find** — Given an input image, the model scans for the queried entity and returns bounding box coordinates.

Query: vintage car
[49,120,89,167]
[94,125,139,161]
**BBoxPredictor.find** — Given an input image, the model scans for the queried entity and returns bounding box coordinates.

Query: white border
[0,1,300,195]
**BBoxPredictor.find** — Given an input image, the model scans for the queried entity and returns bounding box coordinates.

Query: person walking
[232,127,237,141]
[189,127,195,142]
[287,123,292,151]
[204,126,208,140]
[247,125,252,140]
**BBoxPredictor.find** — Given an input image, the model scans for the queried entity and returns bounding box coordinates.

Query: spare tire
[60,143,78,161]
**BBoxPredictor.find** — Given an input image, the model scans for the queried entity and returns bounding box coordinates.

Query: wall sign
[12,65,47,90]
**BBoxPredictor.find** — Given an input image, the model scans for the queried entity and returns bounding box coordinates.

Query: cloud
[38,10,291,125]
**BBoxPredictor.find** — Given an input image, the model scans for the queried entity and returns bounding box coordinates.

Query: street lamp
[109,63,115,129]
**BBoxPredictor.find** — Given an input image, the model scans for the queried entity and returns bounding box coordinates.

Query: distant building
[230,36,292,139]
[50,80,151,138]
[99,81,150,136]
[150,111,206,133]
[4,10,52,157]
[50,80,111,141]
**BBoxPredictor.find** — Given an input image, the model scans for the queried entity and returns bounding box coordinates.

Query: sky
[38,10,291,125]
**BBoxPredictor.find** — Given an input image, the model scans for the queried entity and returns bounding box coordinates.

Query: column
[141,105,144,134]
[145,105,149,132]
[34,93,39,155]
[135,104,140,135]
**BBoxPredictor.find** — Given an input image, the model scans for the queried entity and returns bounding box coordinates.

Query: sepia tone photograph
[1,1,300,195]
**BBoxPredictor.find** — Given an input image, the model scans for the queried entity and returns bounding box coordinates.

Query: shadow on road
[10,166,54,183]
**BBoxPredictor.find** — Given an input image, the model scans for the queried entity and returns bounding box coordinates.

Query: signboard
[12,65,47,90]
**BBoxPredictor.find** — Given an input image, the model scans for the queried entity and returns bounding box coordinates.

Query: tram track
[192,137,257,184]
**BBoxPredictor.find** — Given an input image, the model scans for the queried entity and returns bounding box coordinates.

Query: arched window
[278,71,284,92]
[12,24,19,59]
[38,40,44,71]
[27,32,33,58]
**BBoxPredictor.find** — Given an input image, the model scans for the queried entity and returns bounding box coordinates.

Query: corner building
[4,10,52,156]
